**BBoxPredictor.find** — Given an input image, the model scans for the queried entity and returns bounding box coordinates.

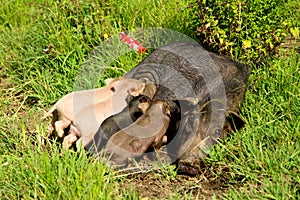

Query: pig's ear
[104,78,115,85]
[224,111,246,132]
[141,83,157,99]
[127,83,146,97]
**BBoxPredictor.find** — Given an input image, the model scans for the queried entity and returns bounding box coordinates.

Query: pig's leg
[46,124,54,137]
[78,135,94,148]
[62,125,79,149]
[162,136,168,144]
[55,119,71,138]
[63,134,78,149]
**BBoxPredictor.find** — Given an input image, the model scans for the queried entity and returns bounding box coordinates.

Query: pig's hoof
[62,134,78,149]
[178,162,200,176]
[46,124,54,137]
[54,120,71,138]
[57,129,65,138]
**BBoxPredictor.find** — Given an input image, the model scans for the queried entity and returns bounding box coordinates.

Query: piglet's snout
[123,108,168,139]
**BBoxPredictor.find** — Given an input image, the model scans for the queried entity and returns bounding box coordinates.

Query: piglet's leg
[55,119,71,138]
[162,136,168,144]
[62,124,79,149]
[46,124,55,137]
[62,124,80,149]
[75,136,92,150]
[63,134,78,149]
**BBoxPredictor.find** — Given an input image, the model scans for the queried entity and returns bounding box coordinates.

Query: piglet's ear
[127,83,146,97]
[104,78,114,85]
[141,83,157,99]
[225,111,246,132]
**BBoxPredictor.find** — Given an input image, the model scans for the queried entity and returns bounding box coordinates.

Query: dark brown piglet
[85,95,151,153]
[104,100,171,165]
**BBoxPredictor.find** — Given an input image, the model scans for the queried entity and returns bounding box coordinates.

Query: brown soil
[117,162,241,199]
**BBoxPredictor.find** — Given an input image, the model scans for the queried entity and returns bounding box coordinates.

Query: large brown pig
[122,42,250,174]
[87,42,249,174]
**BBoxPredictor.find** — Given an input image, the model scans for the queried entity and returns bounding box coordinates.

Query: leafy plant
[192,0,300,62]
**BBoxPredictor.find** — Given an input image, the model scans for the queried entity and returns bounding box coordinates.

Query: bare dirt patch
[119,162,242,199]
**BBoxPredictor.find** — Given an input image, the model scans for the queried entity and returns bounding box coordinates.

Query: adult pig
[123,42,250,174]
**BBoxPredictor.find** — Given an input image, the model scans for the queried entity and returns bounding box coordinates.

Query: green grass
[0,0,299,199]
[209,54,300,199]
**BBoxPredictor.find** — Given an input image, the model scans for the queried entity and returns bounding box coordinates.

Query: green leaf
[242,40,252,50]
[290,27,299,39]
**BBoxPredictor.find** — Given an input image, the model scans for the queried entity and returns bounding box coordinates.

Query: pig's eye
[110,87,116,92]
[214,128,222,136]
[139,96,148,103]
